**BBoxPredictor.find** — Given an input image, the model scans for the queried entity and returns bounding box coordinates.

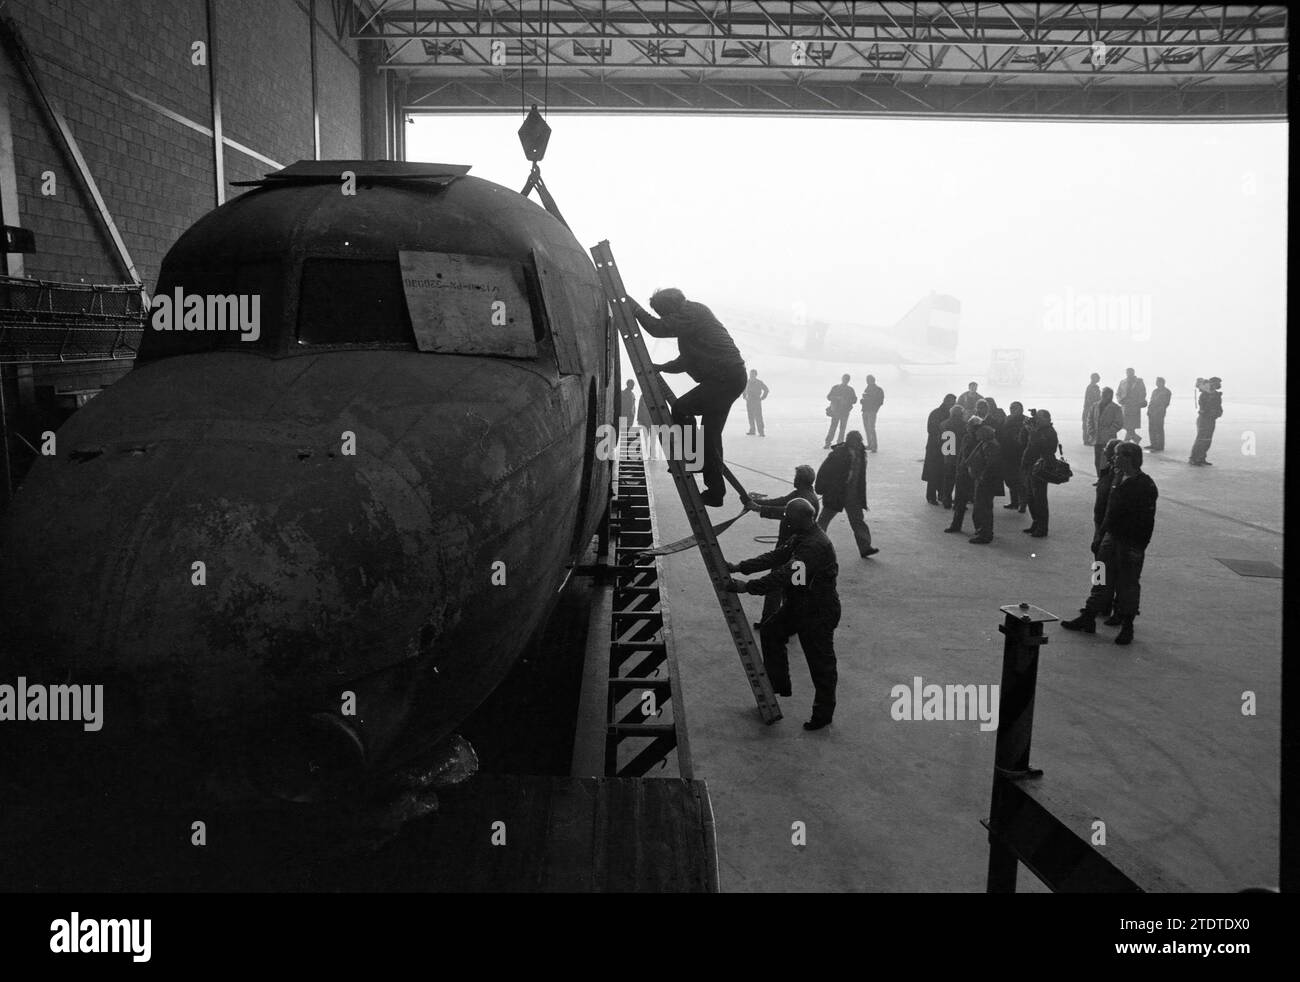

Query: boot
[1103,614,1124,627]
[1114,617,1135,645]
[1061,611,1096,633]
[944,524,964,533]
[968,535,992,544]
[1002,502,1019,509]
[803,716,832,731]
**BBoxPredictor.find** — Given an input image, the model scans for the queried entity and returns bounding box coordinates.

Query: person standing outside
[1146,377,1171,452]
[1189,377,1223,465]
[1082,373,1101,445]
[859,374,884,452]
[1061,443,1158,645]
[725,498,841,731]
[957,381,982,415]
[630,288,747,507]
[619,379,636,437]
[1089,387,1125,475]
[1116,367,1147,444]
[1021,409,1058,538]
[1001,401,1027,513]
[815,430,878,558]
[744,368,770,437]
[824,374,856,449]
[923,394,957,505]
[746,465,821,628]
[966,423,1004,544]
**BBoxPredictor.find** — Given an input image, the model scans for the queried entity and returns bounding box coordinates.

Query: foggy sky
[407,115,1287,396]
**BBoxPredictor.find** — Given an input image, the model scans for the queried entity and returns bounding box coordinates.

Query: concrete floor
[648,391,1282,892]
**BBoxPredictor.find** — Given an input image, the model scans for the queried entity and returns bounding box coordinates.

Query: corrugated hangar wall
[0,0,366,291]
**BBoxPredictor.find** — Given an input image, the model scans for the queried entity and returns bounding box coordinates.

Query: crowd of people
[922,386,1059,543]
[1082,370,1224,466]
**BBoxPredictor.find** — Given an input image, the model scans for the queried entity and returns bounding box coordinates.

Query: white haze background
[408,116,1287,397]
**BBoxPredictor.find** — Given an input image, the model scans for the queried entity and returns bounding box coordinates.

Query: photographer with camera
[1189,377,1223,466]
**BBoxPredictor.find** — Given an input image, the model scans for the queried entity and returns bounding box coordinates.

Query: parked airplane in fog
[713,293,960,367]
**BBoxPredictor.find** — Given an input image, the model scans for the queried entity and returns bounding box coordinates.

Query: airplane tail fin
[894,292,961,354]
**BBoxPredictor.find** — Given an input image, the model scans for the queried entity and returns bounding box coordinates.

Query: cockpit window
[297,259,414,345]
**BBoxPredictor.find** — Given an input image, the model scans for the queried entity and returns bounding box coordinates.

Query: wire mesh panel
[0,275,146,364]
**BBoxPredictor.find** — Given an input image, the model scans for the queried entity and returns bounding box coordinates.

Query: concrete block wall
[0,0,366,292]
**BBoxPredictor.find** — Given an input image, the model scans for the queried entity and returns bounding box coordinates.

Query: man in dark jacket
[631,288,747,506]
[747,465,821,627]
[1189,377,1223,465]
[1082,373,1101,445]
[1001,402,1027,512]
[1061,442,1157,645]
[922,394,957,504]
[967,424,1003,544]
[815,431,877,558]
[859,375,884,452]
[1146,377,1171,452]
[726,498,840,730]
[824,374,857,448]
[1021,409,1058,537]
[745,368,769,436]
[944,415,982,535]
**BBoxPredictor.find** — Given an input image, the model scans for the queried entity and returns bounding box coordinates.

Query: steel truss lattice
[349,2,1287,120]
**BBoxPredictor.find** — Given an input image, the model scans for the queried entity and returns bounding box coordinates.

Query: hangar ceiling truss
[350,2,1288,120]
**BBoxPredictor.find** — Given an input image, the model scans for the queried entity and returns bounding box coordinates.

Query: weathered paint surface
[0,167,615,792]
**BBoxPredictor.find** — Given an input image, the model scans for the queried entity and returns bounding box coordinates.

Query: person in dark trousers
[619,379,636,434]
[1082,373,1101,445]
[859,374,884,452]
[824,374,857,448]
[744,368,769,436]
[631,288,747,507]
[1089,386,1124,474]
[1091,438,1123,620]
[983,396,1007,430]
[746,465,821,628]
[815,430,877,558]
[1001,401,1027,512]
[957,381,982,414]
[1189,377,1223,465]
[939,404,967,509]
[1021,409,1058,537]
[1116,367,1147,444]
[966,423,1004,544]
[726,497,840,730]
[944,415,982,535]
[923,393,957,504]
[1146,377,1171,452]
[1061,442,1157,645]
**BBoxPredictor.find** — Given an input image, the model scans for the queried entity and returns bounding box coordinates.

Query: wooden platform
[365,774,719,892]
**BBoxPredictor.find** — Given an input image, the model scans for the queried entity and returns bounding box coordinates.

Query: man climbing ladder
[591,241,781,725]
[625,288,748,508]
